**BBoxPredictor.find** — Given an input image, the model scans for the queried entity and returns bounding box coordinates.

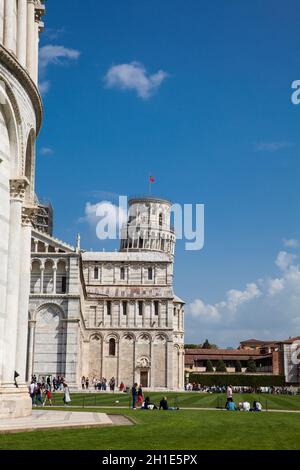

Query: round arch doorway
[140,370,149,388]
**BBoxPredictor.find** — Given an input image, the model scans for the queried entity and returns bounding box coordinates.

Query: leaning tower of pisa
[0,0,45,418]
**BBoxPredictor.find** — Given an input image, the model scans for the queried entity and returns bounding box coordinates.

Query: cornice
[0,44,43,135]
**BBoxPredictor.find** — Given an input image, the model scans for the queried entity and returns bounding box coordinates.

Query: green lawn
[1,408,300,450]
[49,391,300,411]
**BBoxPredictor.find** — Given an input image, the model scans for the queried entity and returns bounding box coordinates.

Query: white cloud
[39,45,81,70]
[79,201,127,240]
[255,141,293,152]
[189,299,220,321]
[283,238,299,249]
[186,241,300,347]
[104,61,168,99]
[40,147,53,156]
[38,45,80,94]
[39,80,50,95]
[275,251,297,272]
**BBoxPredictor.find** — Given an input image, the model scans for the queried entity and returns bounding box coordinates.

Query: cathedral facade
[28,197,185,390]
[0,0,45,418]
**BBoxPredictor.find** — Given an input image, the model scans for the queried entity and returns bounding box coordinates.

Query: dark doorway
[140,371,148,388]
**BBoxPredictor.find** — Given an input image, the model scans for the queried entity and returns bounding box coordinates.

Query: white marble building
[28,197,185,390]
[0,0,45,418]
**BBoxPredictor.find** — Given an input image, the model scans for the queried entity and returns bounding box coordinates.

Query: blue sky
[36,0,300,346]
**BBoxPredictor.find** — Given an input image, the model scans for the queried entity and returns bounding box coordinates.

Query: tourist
[143,396,157,410]
[159,396,179,411]
[239,400,250,411]
[109,377,116,391]
[136,384,143,408]
[159,396,169,410]
[46,376,51,391]
[43,389,53,407]
[131,383,138,409]
[29,381,36,406]
[226,385,233,407]
[86,377,89,390]
[35,383,44,406]
[251,400,262,412]
[63,383,71,406]
[119,381,125,392]
[226,397,237,411]
[81,376,85,390]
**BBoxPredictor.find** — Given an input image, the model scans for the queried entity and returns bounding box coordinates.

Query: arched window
[148,267,153,280]
[109,338,116,356]
[120,267,125,280]
[94,267,99,279]
[159,213,163,227]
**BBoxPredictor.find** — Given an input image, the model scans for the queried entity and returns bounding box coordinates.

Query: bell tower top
[120,196,175,257]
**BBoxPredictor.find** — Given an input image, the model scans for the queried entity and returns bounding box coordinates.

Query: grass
[0,407,300,450]
[48,391,300,411]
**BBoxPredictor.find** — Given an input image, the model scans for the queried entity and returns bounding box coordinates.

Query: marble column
[0,0,4,44]
[3,0,16,52]
[64,319,79,388]
[26,0,35,80]
[17,0,27,66]
[2,178,28,388]
[166,340,173,389]
[15,205,36,385]
[40,264,44,293]
[26,320,36,381]
[53,266,57,294]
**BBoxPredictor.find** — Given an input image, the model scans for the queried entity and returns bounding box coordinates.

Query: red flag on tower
[150,176,155,183]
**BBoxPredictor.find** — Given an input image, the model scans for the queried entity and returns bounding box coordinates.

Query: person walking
[131,383,138,410]
[63,383,71,406]
[226,385,233,406]
[43,389,53,406]
[35,383,44,406]
[110,377,116,392]
[29,381,36,406]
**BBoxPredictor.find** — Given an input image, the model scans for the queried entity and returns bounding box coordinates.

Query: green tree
[235,360,242,373]
[246,358,257,373]
[216,360,227,373]
[185,344,201,349]
[206,360,214,372]
[202,339,218,349]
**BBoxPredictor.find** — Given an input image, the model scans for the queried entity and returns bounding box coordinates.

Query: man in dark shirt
[159,397,169,410]
[131,383,138,409]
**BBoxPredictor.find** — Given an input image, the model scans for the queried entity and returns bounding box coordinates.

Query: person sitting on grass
[159,396,179,411]
[226,397,238,411]
[142,396,157,410]
[251,400,262,412]
[238,400,250,411]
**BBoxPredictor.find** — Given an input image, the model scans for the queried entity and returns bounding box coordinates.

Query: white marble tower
[0,0,45,418]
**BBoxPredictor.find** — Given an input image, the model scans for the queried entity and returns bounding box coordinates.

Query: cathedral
[28,197,185,390]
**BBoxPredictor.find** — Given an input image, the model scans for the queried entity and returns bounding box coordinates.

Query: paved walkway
[0,410,132,434]
[46,405,300,414]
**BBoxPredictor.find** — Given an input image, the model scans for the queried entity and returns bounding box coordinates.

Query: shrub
[189,374,285,387]
[216,360,227,373]
[206,360,214,372]
[246,358,257,373]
